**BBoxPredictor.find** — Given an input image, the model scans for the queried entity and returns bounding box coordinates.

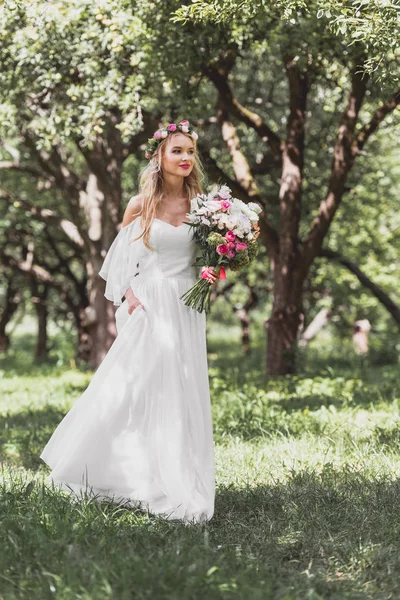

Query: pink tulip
[225,231,236,242]
[236,242,248,251]
[216,244,229,255]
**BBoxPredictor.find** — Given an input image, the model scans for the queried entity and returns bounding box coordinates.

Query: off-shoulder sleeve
[99,219,142,306]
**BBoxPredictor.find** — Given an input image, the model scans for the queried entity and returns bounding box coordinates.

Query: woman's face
[161,133,195,178]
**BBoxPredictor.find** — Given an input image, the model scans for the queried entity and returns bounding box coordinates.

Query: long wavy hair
[131,132,205,251]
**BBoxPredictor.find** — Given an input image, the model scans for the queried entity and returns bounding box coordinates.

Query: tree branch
[300,64,369,277]
[0,160,53,182]
[0,190,85,248]
[217,107,260,198]
[353,89,400,155]
[202,55,282,159]
[320,247,400,329]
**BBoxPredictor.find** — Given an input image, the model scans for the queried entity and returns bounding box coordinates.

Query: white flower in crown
[191,131,198,140]
[181,125,189,133]
[160,129,168,139]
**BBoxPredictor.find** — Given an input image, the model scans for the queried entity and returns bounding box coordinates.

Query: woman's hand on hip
[125,287,145,314]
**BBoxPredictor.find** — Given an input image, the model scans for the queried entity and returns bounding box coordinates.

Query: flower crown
[145,120,198,159]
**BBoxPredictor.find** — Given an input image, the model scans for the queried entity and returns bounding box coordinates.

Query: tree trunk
[79,119,124,368]
[83,269,117,368]
[31,284,50,359]
[0,278,20,352]
[266,267,304,375]
[235,284,259,354]
[265,58,308,376]
[35,299,48,358]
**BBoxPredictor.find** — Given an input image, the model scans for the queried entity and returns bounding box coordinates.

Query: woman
[40,120,219,523]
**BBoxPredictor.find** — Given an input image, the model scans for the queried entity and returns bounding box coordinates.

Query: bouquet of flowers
[180,185,262,313]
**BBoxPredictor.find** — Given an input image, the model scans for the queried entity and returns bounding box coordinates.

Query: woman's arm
[121,195,145,312]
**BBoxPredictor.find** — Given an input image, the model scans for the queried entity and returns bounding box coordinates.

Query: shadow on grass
[0,405,66,470]
[2,468,400,599]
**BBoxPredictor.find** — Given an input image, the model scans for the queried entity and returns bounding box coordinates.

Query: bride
[40,120,219,523]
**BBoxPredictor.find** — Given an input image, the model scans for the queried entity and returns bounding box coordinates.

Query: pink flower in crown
[154,130,162,140]
[225,231,236,242]
[227,250,236,258]
[180,120,190,126]
[216,243,229,255]
[220,200,231,211]
[167,123,177,132]
[145,152,151,159]
[236,241,248,251]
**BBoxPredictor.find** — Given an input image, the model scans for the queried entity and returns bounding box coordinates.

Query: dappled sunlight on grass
[1,328,400,598]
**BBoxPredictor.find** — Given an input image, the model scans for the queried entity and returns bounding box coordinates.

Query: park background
[0,1,399,598]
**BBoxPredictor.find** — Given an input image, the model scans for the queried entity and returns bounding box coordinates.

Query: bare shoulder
[122,194,143,227]
[127,194,143,213]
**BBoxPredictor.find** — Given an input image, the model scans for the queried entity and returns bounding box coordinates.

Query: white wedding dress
[40,217,215,523]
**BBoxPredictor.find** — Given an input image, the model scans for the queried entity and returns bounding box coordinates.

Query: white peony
[197,206,210,215]
[190,198,199,211]
[219,185,232,199]
[248,202,262,214]
[205,200,222,212]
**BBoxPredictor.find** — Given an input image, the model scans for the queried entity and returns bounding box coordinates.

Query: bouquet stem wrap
[180,266,226,313]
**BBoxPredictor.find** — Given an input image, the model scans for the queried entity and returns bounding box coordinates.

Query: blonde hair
[132,132,204,250]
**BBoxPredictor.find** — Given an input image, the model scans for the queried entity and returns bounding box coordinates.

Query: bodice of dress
[99,217,199,305]
[134,219,198,282]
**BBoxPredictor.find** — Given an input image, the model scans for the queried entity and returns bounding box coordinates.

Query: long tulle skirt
[40,276,215,523]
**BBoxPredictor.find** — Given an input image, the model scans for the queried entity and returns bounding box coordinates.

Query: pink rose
[220,200,231,211]
[227,242,236,250]
[145,152,151,159]
[225,231,236,242]
[236,241,248,251]
[227,250,236,258]
[167,123,177,132]
[216,244,229,255]
[179,120,190,126]
[154,131,162,139]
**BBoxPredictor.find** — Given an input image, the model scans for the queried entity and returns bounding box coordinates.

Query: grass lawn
[1,323,400,599]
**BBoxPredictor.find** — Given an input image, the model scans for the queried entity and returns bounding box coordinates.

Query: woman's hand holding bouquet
[180,185,262,313]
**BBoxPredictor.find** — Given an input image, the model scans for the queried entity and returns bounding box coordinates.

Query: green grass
[1,325,400,599]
